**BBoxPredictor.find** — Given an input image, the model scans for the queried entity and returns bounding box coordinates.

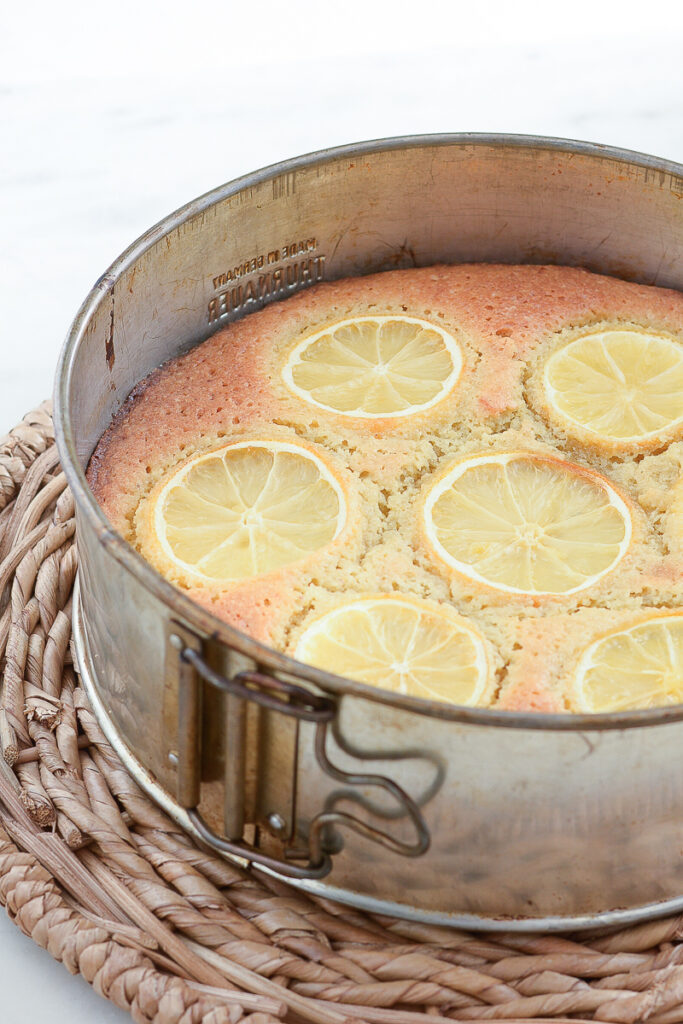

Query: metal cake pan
[55,134,683,930]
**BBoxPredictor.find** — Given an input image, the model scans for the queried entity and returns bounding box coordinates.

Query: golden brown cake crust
[87,264,683,705]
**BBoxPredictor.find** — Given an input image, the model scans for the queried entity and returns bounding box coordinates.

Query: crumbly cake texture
[87,264,683,708]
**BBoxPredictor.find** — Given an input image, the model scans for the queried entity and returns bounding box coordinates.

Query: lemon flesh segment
[544,329,683,442]
[283,315,463,418]
[294,596,490,706]
[424,453,631,595]
[155,441,346,582]
[574,616,683,712]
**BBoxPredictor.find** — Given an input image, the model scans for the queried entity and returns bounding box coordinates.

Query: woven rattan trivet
[2,405,683,1024]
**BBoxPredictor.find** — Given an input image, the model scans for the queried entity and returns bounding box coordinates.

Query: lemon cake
[87,264,683,713]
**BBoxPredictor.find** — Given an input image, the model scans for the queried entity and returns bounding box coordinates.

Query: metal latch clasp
[181,648,335,723]
[168,626,430,880]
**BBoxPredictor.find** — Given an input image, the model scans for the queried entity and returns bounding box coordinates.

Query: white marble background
[1,0,683,1020]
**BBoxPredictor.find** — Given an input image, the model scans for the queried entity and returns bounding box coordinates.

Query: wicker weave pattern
[1,406,683,1024]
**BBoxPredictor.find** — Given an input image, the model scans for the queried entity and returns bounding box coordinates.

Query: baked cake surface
[87,264,683,712]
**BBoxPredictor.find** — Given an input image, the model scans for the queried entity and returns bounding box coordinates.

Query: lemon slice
[282,315,462,417]
[150,441,346,583]
[423,453,631,595]
[573,615,683,712]
[293,595,491,705]
[544,329,683,444]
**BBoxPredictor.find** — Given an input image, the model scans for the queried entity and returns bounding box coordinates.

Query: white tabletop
[2,1,683,1020]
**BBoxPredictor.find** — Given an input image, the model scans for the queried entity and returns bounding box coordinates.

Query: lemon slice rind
[293,595,491,706]
[282,315,463,419]
[152,440,347,584]
[422,452,632,596]
[572,614,683,713]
